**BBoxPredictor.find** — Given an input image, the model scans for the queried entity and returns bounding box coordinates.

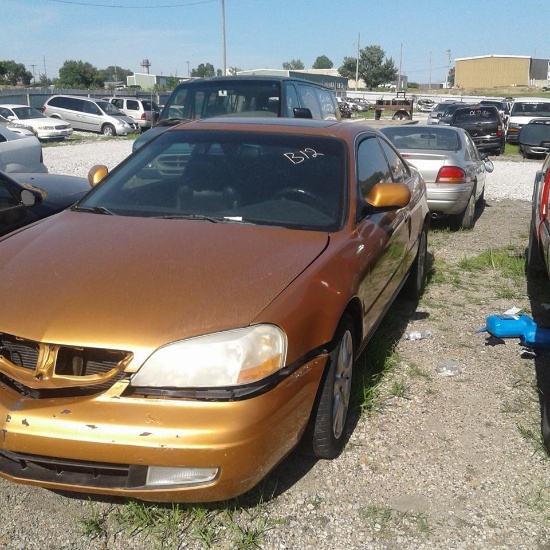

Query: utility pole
[355,32,360,92]
[221,0,226,76]
[398,43,403,90]
[186,61,190,76]
[446,49,451,88]
[43,56,48,85]
[429,51,432,91]
[30,64,36,86]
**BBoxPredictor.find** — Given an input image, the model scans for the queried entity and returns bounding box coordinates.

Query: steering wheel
[272,187,325,210]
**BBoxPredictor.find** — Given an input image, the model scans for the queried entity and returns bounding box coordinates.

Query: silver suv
[103,96,159,131]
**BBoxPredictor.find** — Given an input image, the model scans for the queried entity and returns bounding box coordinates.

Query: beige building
[455,55,549,88]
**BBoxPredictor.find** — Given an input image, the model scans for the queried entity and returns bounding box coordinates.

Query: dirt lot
[1,163,550,548]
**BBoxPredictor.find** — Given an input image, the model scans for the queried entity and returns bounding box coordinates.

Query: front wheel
[102,124,116,136]
[308,316,355,459]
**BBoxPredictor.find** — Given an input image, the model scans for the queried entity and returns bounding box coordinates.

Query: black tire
[308,315,355,459]
[403,228,428,300]
[542,400,550,452]
[476,185,485,209]
[451,190,475,230]
[392,111,411,121]
[526,220,546,273]
[102,124,116,136]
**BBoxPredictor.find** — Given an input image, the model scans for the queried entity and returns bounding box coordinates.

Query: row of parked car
[426,97,550,159]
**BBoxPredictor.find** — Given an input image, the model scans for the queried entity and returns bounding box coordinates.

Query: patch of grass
[79,500,110,540]
[390,378,409,399]
[408,363,432,380]
[363,504,431,535]
[516,422,550,459]
[457,247,526,280]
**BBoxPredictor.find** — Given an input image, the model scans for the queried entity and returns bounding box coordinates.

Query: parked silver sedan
[380,124,494,229]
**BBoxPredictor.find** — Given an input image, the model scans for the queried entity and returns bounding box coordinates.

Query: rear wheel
[102,124,116,136]
[452,190,475,230]
[526,220,546,273]
[308,315,355,459]
[403,228,428,300]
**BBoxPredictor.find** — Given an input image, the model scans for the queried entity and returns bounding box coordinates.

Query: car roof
[166,117,380,141]
[174,75,333,90]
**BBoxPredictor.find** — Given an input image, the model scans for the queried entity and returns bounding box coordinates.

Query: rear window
[453,107,498,123]
[162,81,283,121]
[381,126,461,151]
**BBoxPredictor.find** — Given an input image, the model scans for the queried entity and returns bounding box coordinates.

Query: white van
[42,95,139,136]
[506,97,550,143]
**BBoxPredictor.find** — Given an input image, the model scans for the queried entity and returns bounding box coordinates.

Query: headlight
[130,325,287,388]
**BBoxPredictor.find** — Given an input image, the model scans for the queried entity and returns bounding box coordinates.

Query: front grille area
[0,449,147,489]
[0,332,131,398]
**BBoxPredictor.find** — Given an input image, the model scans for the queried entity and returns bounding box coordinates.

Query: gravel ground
[2,136,550,549]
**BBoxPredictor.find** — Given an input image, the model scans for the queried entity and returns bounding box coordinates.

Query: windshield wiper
[73,205,115,215]
[158,214,254,224]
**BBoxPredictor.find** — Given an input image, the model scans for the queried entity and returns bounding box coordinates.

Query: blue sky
[3,0,548,84]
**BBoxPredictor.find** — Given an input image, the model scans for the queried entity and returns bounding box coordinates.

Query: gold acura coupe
[0,117,429,502]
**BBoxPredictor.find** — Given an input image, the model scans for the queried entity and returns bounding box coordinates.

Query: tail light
[141,113,147,120]
[497,124,503,137]
[436,166,467,184]
[540,171,550,223]
[40,106,46,113]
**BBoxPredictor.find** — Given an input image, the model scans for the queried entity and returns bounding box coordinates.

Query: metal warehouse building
[455,55,549,88]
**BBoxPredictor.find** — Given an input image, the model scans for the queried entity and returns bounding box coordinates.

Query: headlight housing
[130,325,287,389]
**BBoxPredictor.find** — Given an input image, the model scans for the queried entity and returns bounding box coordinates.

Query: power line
[27,0,216,8]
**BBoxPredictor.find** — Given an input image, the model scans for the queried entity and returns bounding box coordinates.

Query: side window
[464,134,479,161]
[84,101,100,115]
[73,99,86,113]
[0,108,11,119]
[378,138,410,183]
[283,83,300,117]
[0,179,19,210]
[112,99,123,109]
[316,88,338,120]
[296,84,322,119]
[127,100,139,110]
[357,136,392,199]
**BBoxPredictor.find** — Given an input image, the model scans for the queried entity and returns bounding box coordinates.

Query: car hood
[0,211,329,353]
[15,173,91,205]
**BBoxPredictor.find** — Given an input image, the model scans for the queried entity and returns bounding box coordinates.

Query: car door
[354,134,412,335]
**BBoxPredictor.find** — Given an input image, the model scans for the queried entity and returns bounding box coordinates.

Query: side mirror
[20,189,37,206]
[293,107,313,119]
[88,164,109,187]
[484,159,494,173]
[365,182,411,209]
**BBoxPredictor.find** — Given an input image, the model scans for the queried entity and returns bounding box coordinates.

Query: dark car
[448,104,505,155]
[0,171,91,236]
[132,75,341,151]
[479,100,511,126]
[0,118,429,503]
[518,119,550,159]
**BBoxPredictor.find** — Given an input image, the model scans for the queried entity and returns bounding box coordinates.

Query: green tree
[191,63,216,77]
[99,65,133,85]
[282,59,305,70]
[57,60,104,89]
[447,67,455,87]
[313,55,333,70]
[0,60,33,86]
[339,45,397,90]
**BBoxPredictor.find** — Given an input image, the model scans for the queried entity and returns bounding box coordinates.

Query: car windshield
[12,106,46,119]
[511,102,550,118]
[78,129,346,231]
[381,127,461,151]
[160,81,283,122]
[97,100,125,115]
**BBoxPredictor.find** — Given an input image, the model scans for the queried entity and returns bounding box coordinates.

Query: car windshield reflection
[79,130,346,231]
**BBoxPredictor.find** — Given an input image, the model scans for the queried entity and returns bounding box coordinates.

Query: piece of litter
[435,359,462,376]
